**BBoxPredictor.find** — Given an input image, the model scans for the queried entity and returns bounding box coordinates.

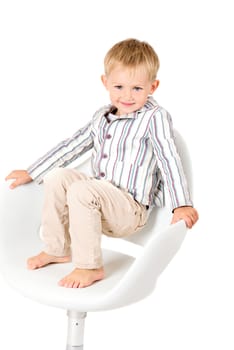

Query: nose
[123,88,132,100]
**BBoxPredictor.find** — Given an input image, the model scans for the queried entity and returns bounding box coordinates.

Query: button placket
[99,124,113,178]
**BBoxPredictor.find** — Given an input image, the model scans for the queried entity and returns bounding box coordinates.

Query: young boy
[6,38,198,288]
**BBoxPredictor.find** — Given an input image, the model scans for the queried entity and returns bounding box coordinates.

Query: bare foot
[27,251,71,270]
[58,267,104,288]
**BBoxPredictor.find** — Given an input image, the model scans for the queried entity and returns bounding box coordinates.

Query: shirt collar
[103,96,158,122]
[142,95,159,111]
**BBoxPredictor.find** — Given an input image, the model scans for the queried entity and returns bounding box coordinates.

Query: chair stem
[66,310,87,349]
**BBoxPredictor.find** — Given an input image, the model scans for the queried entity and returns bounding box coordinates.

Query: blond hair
[104,38,160,81]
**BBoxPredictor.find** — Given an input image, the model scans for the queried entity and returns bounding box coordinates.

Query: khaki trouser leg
[42,168,148,269]
[42,168,89,257]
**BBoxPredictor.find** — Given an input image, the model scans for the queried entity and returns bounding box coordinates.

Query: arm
[149,108,198,227]
[27,120,94,183]
[5,120,94,189]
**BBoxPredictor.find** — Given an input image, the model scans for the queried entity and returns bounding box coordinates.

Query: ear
[101,75,108,89]
[150,80,160,94]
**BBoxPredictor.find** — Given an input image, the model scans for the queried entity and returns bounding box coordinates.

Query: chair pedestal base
[66,310,87,350]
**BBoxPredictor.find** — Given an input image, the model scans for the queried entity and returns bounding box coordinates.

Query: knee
[67,181,100,208]
[43,168,84,195]
[44,168,70,185]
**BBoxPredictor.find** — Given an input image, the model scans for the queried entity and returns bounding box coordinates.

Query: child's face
[101,64,159,116]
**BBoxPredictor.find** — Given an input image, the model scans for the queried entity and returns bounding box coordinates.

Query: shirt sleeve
[27,120,94,183]
[149,108,193,210]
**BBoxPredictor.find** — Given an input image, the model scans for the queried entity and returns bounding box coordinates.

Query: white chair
[0,130,192,349]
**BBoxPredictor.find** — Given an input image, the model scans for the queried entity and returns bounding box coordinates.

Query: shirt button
[100,172,105,177]
[102,153,108,158]
[106,134,112,139]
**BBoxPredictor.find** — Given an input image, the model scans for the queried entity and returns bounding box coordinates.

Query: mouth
[120,101,135,107]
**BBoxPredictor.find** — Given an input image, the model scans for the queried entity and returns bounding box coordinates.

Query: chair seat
[0,181,187,314]
[1,245,136,312]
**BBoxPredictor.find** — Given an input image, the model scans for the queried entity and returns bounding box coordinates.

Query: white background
[0,1,233,349]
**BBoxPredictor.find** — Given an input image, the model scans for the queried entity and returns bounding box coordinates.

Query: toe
[58,278,66,287]
[27,258,38,270]
[73,280,80,288]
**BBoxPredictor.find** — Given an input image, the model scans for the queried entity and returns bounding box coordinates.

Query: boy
[6,38,198,288]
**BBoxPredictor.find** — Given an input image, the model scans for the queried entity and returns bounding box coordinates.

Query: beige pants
[41,168,149,269]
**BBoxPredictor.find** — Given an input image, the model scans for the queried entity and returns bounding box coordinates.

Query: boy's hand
[171,206,199,228]
[5,170,32,189]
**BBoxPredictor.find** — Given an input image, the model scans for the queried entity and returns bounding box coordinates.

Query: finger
[170,216,179,225]
[184,216,193,229]
[9,179,21,189]
[190,213,199,226]
[172,215,193,228]
[194,212,199,222]
[186,214,199,228]
[192,209,199,222]
[5,172,15,181]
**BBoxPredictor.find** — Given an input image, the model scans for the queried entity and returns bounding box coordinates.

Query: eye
[133,86,143,91]
[114,85,122,90]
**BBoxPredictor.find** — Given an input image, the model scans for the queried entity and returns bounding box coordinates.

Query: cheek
[109,90,120,100]
[136,93,148,103]
[108,93,118,105]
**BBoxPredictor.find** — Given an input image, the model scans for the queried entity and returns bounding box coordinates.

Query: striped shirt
[27,96,193,210]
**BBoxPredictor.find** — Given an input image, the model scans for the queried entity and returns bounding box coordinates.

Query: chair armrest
[105,220,187,308]
[0,182,44,260]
